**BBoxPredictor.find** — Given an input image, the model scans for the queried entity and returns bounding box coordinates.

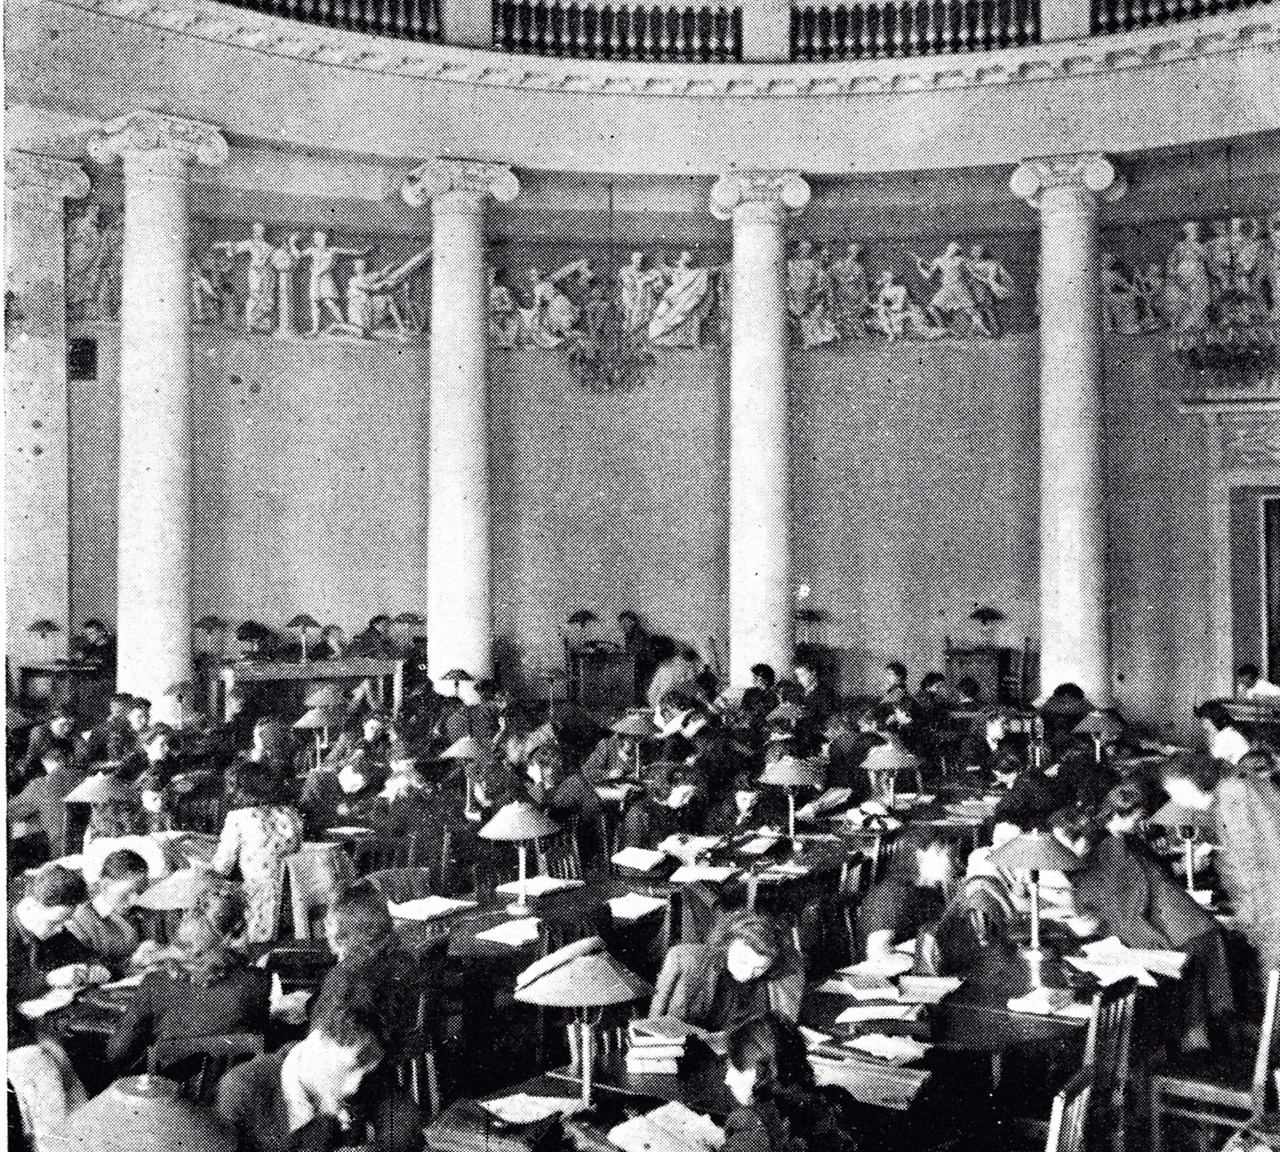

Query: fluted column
[403,160,519,683]
[712,171,811,688]
[88,113,227,721]
[1012,154,1125,705]
[5,154,91,666]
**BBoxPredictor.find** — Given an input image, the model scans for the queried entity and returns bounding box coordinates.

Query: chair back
[1251,968,1280,1119]
[871,831,899,884]
[279,844,357,940]
[263,945,333,994]
[1083,976,1138,1152]
[148,1032,264,1105]
[168,784,227,835]
[537,826,583,881]
[365,867,436,905]
[1045,1068,1092,1152]
[354,835,421,876]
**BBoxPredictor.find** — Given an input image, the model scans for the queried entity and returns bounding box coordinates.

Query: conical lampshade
[305,684,348,708]
[1150,799,1215,834]
[193,615,227,634]
[83,834,172,883]
[293,707,336,730]
[610,712,659,738]
[989,829,1084,873]
[442,669,474,684]
[135,866,223,912]
[863,741,921,774]
[567,610,598,627]
[392,611,426,626]
[286,614,321,630]
[28,619,62,637]
[1073,711,1127,740]
[43,1075,235,1152]
[479,800,561,842]
[64,772,134,805]
[760,756,825,790]
[441,735,488,761]
[514,937,652,1008]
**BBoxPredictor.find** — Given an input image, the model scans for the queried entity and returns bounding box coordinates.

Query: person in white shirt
[1236,664,1280,699]
[1195,701,1253,766]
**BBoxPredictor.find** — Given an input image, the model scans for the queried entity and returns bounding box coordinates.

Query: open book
[607,1102,724,1152]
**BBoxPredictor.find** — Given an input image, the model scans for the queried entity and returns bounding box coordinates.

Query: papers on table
[475,917,542,947]
[809,1053,931,1109]
[658,834,724,866]
[835,1003,925,1025]
[1081,937,1188,979]
[898,976,964,1004]
[325,826,373,836]
[631,1016,711,1043]
[481,1094,586,1125]
[739,833,784,856]
[815,976,900,999]
[799,1026,832,1047]
[841,954,916,979]
[1066,956,1157,987]
[388,896,478,921]
[608,892,668,922]
[597,783,644,804]
[1007,988,1093,1020]
[843,1033,931,1064]
[611,846,667,872]
[100,972,146,991]
[18,989,77,1019]
[627,1018,687,1074]
[494,875,585,897]
[797,787,855,821]
[670,864,738,884]
[46,963,111,989]
[607,1102,725,1152]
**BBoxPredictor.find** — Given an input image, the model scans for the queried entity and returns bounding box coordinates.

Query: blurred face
[796,666,816,691]
[735,789,758,815]
[129,707,150,732]
[986,716,1008,744]
[42,755,66,774]
[97,873,146,915]
[725,1062,758,1107]
[50,716,73,739]
[916,845,954,889]
[337,764,368,795]
[363,718,385,742]
[147,735,171,761]
[726,940,772,984]
[881,668,903,694]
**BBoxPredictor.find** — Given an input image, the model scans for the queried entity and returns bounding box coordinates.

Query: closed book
[626,1058,681,1075]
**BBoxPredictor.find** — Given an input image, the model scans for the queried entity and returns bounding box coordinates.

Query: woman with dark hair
[106,909,269,1072]
[858,830,964,962]
[69,849,150,966]
[11,865,97,978]
[649,910,805,1032]
[212,762,304,943]
[722,1014,860,1152]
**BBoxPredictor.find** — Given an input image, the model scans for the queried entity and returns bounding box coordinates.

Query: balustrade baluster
[661,6,675,57]
[633,3,649,56]
[980,0,994,47]
[913,0,928,52]
[647,3,662,55]
[549,0,566,51]
[864,2,881,54]
[678,6,692,57]
[694,7,708,59]
[884,2,899,54]
[828,4,845,56]
[595,4,610,54]
[370,0,385,36]
[727,5,739,55]
[710,5,725,57]
[944,0,959,51]
[810,5,826,56]
[803,5,819,57]
[961,0,975,48]
[616,3,630,55]
[1120,0,1134,29]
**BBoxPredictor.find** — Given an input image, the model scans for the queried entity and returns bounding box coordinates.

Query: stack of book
[626,1018,691,1075]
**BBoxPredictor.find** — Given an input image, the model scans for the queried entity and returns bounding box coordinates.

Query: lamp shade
[989,829,1084,873]
[1150,799,1216,834]
[164,681,195,698]
[135,866,225,912]
[1073,711,1127,740]
[392,611,426,626]
[286,614,321,630]
[64,772,134,805]
[442,669,474,684]
[514,937,652,1008]
[305,684,348,708]
[760,756,825,790]
[479,800,561,842]
[610,712,659,738]
[863,741,921,774]
[43,1075,235,1152]
[293,707,336,730]
[441,735,488,761]
[83,834,172,883]
[29,619,62,637]
[766,703,807,724]
[567,610,598,627]
[193,615,227,633]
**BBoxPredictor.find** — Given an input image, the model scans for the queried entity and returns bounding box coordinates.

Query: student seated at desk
[107,907,269,1073]
[13,710,79,791]
[9,747,84,860]
[858,830,964,963]
[722,1014,860,1152]
[705,771,790,838]
[12,865,98,979]
[741,663,781,735]
[957,708,1028,786]
[522,740,601,824]
[989,750,1062,830]
[322,713,393,772]
[363,750,449,841]
[63,849,150,969]
[216,972,423,1152]
[78,693,139,765]
[649,910,805,1033]
[346,615,399,659]
[128,724,186,831]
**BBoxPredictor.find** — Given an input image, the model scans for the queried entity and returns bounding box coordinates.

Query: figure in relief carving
[965,245,1014,338]
[1165,222,1214,333]
[830,243,870,339]
[1260,215,1280,318]
[913,243,984,336]
[872,271,947,343]
[520,260,592,349]
[325,247,434,339]
[648,252,718,348]
[288,231,372,336]
[1135,263,1167,331]
[66,205,105,324]
[211,224,279,332]
[617,252,665,335]
[488,269,521,349]
[1102,255,1143,336]
[1228,218,1264,317]
[787,240,838,348]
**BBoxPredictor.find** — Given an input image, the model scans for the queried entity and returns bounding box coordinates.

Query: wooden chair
[365,867,435,905]
[148,1032,264,1106]
[537,826,583,881]
[1151,968,1280,1152]
[353,835,421,876]
[1046,1069,1092,1152]
[279,844,356,940]
[1083,976,1139,1152]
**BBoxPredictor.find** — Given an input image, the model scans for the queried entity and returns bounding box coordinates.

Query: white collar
[279,1044,318,1133]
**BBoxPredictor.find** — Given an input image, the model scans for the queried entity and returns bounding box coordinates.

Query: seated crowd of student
[9,646,1280,1152]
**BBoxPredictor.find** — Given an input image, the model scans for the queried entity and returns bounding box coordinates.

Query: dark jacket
[723,1088,860,1152]
[14,727,78,788]
[9,768,85,855]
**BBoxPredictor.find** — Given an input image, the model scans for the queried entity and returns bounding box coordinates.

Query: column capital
[710,170,810,223]
[1010,154,1127,211]
[401,159,520,212]
[5,152,91,201]
[87,111,228,172]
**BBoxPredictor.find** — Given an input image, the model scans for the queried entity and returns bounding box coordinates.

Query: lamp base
[506,902,531,916]
[1016,946,1072,991]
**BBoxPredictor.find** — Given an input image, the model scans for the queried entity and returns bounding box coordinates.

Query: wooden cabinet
[944,642,1030,705]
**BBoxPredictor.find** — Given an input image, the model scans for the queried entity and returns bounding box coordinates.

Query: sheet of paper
[325,826,373,836]
[797,787,854,821]
[494,875,585,897]
[388,896,478,921]
[835,1003,923,1024]
[669,864,738,884]
[608,892,668,921]
[840,954,915,979]
[843,1034,931,1064]
[815,977,900,999]
[739,834,782,856]
[475,916,542,946]
[611,846,668,872]
[658,834,724,865]
[100,972,146,990]
[759,860,811,877]
[1066,955,1157,987]
[481,1094,586,1124]
[898,976,963,1003]
[18,989,77,1019]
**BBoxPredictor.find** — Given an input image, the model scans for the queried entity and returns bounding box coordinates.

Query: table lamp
[611,711,658,776]
[442,669,473,696]
[1073,710,1127,766]
[760,756,826,846]
[989,829,1084,987]
[443,735,492,819]
[392,611,426,643]
[514,937,652,1108]
[479,800,561,915]
[294,706,337,757]
[164,680,196,728]
[65,772,136,806]
[305,682,348,710]
[43,1075,235,1152]
[862,741,921,806]
[1150,799,1216,894]
[286,614,320,661]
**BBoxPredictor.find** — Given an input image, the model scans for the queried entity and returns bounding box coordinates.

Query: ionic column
[88,113,227,721]
[712,171,811,688]
[403,160,519,683]
[4,154,91,666]
[1012,154,1125,705]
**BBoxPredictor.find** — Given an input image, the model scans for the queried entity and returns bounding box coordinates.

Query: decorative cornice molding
[1010,153,1127,210]
[401,159,520,209]
[710,170,810,221]
[5,151,91,199]
[48,0,1280,98]
[87,110,228,167]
